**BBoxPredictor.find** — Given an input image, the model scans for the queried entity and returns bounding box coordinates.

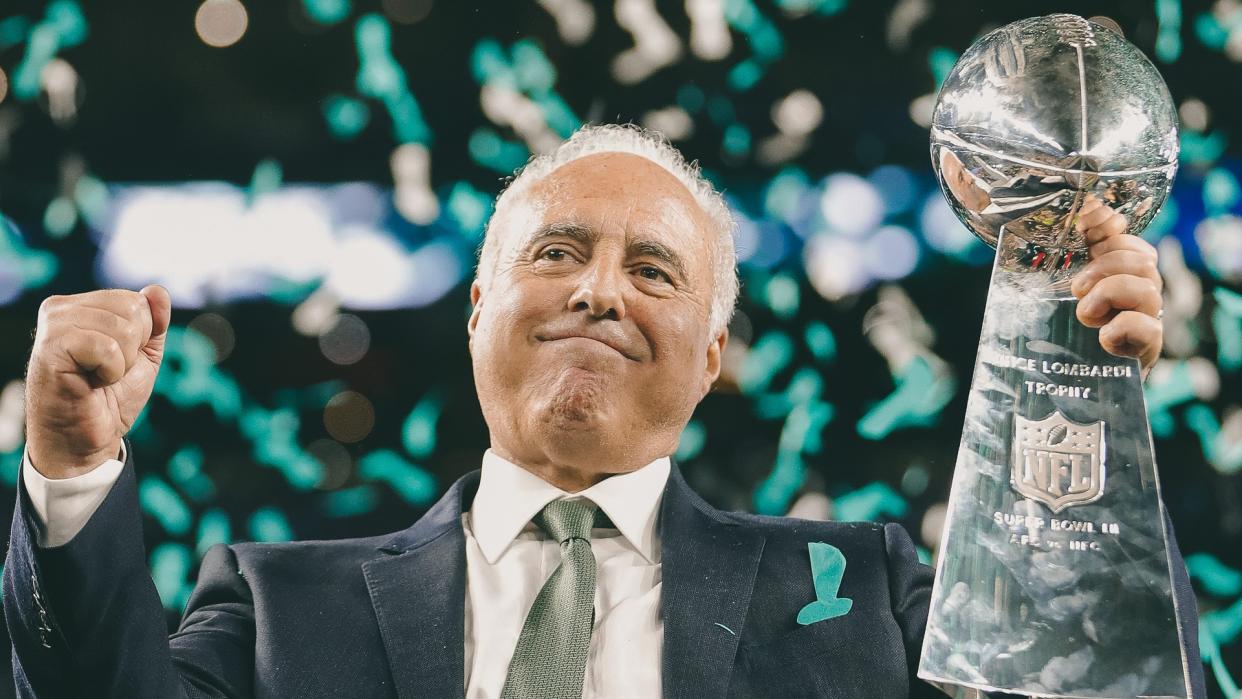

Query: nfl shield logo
[1011,411,1107,513]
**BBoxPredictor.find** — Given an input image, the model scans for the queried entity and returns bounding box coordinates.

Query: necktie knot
[534,499,597,545]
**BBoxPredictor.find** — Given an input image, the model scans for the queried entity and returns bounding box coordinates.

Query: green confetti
[140,476,193,536]
[1213,287,1242,371]
[676,84,705,113]
[1187,553,1242,597]
[11,0,87,100]
[803,321,836,363]
[764,167,810,222]
[754,398,833,514]
[1155,0,1183,62]
[928,46,959,89]
[354,13,429,144]
[738,330,794,395]
[727,60,764,92]
[510,39,557,93]
[834,482,907,521]
[0,16,30,50]
[320,485,380,517]
[0,215,58,292]
[445,181,492,240]
[757,367,824,420]
[248,507,295,542]
[1141,197,1179,243]
[401,390,444,459]
[72,175,109,228]
[857,356,955,439]
[42,196,77,238]
[763,273,799,319]
[1204,167,1241,215]
[167,445,216,503]
[1143,359,1197,438]
[468,128,529,174]
[304,0,351,25]
[358,449,436,505]
[676,420,706,462]
[1193,12,1229,51]
[796,542,853,624]
[323,94,371,140]
[1181,130,1228,165]
[247,158,284,205]
[1185,403,1242,474]
[195,508,232,557]
[149,543,193,612]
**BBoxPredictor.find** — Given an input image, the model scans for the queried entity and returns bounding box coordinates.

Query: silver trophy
[917,15,1194,698]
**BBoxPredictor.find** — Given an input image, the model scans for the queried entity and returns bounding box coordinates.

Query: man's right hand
[25,286,171,479]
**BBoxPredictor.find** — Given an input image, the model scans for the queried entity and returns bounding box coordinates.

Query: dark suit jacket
[5,446,1207,698]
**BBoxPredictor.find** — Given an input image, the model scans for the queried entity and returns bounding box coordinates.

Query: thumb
[140,284,172,344]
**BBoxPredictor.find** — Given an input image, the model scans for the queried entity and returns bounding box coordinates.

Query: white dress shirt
[22,446,670,698]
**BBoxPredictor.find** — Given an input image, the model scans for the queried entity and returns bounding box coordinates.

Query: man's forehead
[530,152,703,213]
[511,196,702,253]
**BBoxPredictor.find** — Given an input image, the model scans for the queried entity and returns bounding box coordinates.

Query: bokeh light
[819,173,884,236]
[195,0,249,48]
[318,313,371,365]
[308,438,353,490]
[381,0,434,25]
[324,390,375,443]
[187,312,236,364]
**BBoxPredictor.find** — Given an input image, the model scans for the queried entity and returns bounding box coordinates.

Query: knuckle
[37,295,65,320]
[90,334,122,362]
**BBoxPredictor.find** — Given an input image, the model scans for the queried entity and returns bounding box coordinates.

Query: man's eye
[638,266,670,282]
[540,248,568,261]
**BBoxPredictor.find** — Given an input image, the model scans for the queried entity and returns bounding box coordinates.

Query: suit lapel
[660,465,765,698]
[362,471,479,699]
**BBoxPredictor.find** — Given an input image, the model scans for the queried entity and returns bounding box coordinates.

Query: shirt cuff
[22,442,127,548]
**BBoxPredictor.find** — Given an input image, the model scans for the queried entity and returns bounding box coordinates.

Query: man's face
[468,152,726,486]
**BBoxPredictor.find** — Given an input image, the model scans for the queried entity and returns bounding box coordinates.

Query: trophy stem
[917,228,1193,698]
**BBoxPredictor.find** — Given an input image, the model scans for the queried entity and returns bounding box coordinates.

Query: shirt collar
[468,449,670,565]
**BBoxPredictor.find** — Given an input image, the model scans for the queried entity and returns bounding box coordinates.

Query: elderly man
[6,125,1203,698]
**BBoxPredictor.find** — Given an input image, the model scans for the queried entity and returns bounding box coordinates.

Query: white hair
[476,123,738,340]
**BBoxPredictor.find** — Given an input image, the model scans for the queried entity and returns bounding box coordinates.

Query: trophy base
[916,230,1193,698]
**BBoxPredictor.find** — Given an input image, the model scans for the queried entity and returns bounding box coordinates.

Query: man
[6,125,1204,697]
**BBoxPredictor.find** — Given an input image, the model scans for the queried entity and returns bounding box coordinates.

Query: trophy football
[916,15,1194,698]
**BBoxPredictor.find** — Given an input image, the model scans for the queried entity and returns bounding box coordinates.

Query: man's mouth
[537,334,638,361]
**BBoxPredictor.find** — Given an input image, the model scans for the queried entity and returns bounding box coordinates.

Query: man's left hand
[1068,195,1163,373]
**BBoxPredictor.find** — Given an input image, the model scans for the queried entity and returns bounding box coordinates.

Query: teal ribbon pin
[796,542,854,625]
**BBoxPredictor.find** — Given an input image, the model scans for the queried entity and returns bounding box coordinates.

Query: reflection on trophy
[916,14,1193,698]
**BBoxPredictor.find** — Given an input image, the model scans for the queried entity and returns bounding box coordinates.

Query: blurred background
[0,0,1239,694]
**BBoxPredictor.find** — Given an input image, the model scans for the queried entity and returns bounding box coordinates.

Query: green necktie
[500,499,599,699]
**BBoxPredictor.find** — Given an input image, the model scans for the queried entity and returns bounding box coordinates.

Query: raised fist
[24,286,171,479]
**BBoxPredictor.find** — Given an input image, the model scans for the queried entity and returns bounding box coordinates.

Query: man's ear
[467,279,484,352]
[701,326,728,398]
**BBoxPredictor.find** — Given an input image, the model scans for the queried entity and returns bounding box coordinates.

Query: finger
[1076,199,1112,230]
[45,305,145,373]
[1099,310,1162,369]
[1081,209,1128,244]
[1070,250,1163,298]
[1088,230,1158,260]
[77,289,154,348]
[141,285,172,345]
[59,328,126,385]
[1076,274,1162,328]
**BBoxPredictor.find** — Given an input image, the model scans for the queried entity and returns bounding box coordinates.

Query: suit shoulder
[228,532,395,570]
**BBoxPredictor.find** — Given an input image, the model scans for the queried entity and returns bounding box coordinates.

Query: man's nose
[567,259,626,321]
